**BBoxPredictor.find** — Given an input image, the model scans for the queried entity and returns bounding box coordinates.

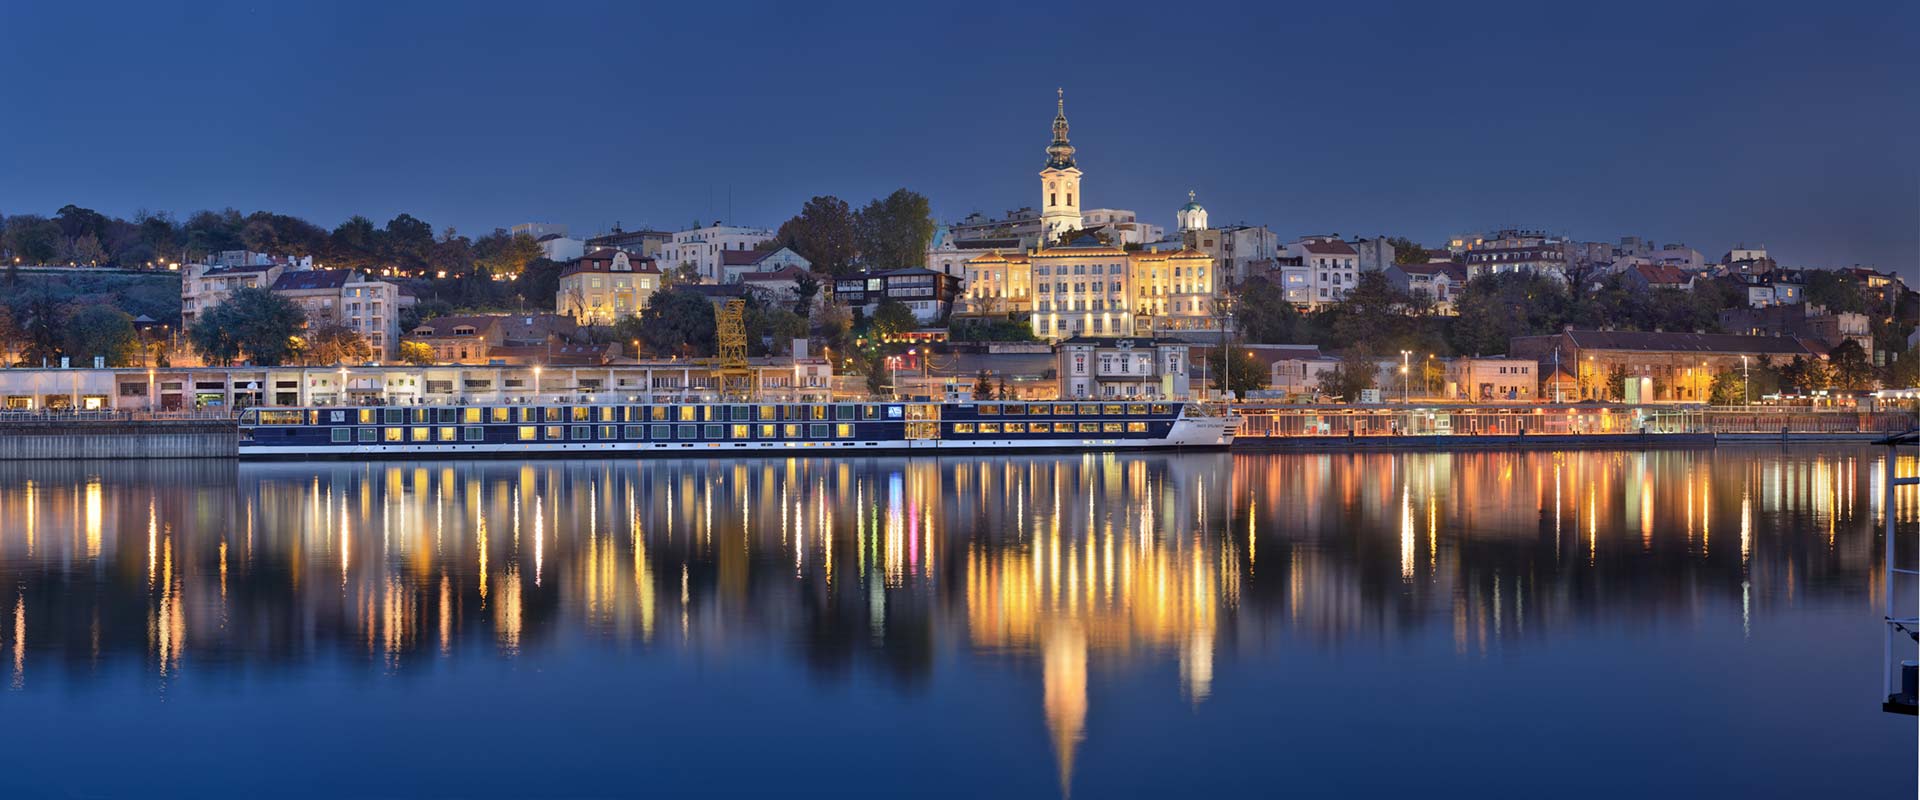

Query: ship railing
[1877,429,1919,716]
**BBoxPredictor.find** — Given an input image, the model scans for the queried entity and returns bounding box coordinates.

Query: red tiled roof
[1299,240,1357,256]
[1633,264,1691,286]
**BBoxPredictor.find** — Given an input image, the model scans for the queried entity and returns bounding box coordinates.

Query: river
[0,447,1911,797]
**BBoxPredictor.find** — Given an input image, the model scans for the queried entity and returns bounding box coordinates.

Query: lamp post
[1741,355,1750,407]
[1425,353,1433,399]
[1400,350,1411,404]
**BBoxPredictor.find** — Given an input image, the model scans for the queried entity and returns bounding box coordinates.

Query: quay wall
[0,419,235,460]
[1229,432,1718,452]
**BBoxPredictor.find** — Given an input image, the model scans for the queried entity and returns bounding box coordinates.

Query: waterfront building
[830,268,962,323]
[1019,235,1217,340]
[0,359,834,411]
[717,245,810,284]
[1509,329,1826,402]
[656,222,775,283]
[1267,351,1343,397]
[1054,336,1192,400]
[958,250,1034,316]
[270,269,412,360]
[181,261,287,326]
[556,250,661,325]
[1445,357,1538,402]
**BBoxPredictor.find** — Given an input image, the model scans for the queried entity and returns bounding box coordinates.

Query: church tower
[1176,190,1209,233]
[1039,89,1083,245]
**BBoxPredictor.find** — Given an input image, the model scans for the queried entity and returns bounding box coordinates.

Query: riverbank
[0,418,235,460]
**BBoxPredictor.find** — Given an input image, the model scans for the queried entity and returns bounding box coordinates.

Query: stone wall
[0,420,235,460]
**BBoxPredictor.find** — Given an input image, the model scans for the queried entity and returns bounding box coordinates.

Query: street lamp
[1741,355,1750,407]
[1400,350,1411,403]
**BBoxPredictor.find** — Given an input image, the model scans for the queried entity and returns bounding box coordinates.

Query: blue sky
[1,0,1913,273]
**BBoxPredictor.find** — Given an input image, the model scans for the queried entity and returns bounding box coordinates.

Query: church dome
[1176,190,1208,232]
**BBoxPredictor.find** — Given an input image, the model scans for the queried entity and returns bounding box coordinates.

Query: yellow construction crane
[714,298,754,399]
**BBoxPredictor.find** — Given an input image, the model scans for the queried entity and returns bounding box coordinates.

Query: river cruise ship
[237,399,1236,459]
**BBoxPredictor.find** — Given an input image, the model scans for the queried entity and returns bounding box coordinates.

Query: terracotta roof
[1632,264,1692,286]
[719,250,770,266]
[1298,240,1357,256]
[559,252,659,278]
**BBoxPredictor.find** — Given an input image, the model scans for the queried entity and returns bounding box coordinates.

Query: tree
[871,298,918,340]
[1804,270,1867,314]
[744,300,807,356]
[383,213,435,273]
[305,323,374,366]
[632,287,717,357]
[1889,347,1920,389]
[1233,276,1300,343]
[4,215,63,264]
[188,287,306,366]
[63,304,138,366]
[775,196,860,275]
[996,377,1011,400]
[517,258,564,308]
[0,305,19,365]
[814,300,855,356]
[473,230,543,278]
[793,272,820,316]
[1386,236,1427,265]
[327,215,381,270]
[1709,369,1748,406]
[973,370,994,398]
[1449,272,1572,356]
[398,341,435,365]
[1828,340,1876,390]
[1207,348,1269,397]
[853,189,936,268]
[1606,365,1628,401]
[1314,355,1376,401]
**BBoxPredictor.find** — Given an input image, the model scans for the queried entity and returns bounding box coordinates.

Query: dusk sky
[3,1,1914,273]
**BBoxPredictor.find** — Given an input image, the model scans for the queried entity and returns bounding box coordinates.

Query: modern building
[656,223,775,283]
[1445,357,1538,402]
[534,233,586,263]
[269,269,412,360]
[1054,336,1192,400]
[717,246,811,284]
[556,250,661,325]
[1509,329,1826,402]
[830,268,962,323]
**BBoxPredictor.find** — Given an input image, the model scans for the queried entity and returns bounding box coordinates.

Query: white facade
[1054,337,1191,400]
[656,224,775,283]
[1175,191,1207,233]
[1287,237,1360,306]
[537,236,586,263]
[1445,358,1538,402]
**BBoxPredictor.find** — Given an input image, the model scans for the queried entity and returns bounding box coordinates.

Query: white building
[717,246,811,284]
[535,234,585,263]
[927,226,1022,282]
[1349,237,1396,272]
[1287,236,1360,306]
[1175,191,1208,234]
[656,223,775,283]
[1445,357,1538,402]
[269,269,414,360]
[182,262,287,326]
[1054,336,1192,400]
[1192,224,1280,287]
[1081,208,1163,246]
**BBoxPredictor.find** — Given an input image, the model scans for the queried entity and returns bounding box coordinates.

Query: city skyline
[2,2,1915,274]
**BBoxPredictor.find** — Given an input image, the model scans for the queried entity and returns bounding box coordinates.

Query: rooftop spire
[1046,88,1076,170]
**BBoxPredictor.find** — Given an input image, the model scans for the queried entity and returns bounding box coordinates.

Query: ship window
[1127,404,1148,415]
[784,424,802,438]
[651,407,669,421]
[359,428,377,442]
[679,406,698,422]
[731,405,752,421]
[1003,404,1026,415]
[1004,422,1025,433]
[953,423,976,434]
[758,424,777,438]
[863,405,882,420]
[623,425,643,439]
[1055,404,1077,416]
[678,425,697,439]
[571,407,591,422]
[705,424,724,439]
[730,424,751,439]
[463,408,482,424]
[436,408,456,423]
[568,426,587,440]
[465,427,485,441]
[835,424,854,438]
[809,423,829,438]
[760,405,780,421]
[1127,422,1147,433]
[383,409,404,425]
[1103,404,1124,416]
[1103,422,1123,433]
[811,406,828,421]
[1079,422,1100,433]
[979,404,999,416]
[543,407,562,422]
[413,409,431,424]
[491,407,510,423]
[651,425,671,440]
[979,422,1001,434]
[357,409,375,424]
[331,428,351,443]
[545,425,564,439]
[438,427,457,441]
[835,405,856,420]
[518,426,537,441]
[519,407,538,423]
[1029,422,1051,433]
[383,428,403,442]
[1151,403,1172,415]
[601,407,619,422]
[597,425,615,439]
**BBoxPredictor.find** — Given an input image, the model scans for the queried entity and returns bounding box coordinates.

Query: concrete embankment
[1230,432,1720,452]
[0,419,236,460]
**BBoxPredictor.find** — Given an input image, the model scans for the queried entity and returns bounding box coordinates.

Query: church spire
[1046,88,1076,170]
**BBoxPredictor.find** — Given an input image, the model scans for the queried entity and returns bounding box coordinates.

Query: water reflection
[0,449,1908,794]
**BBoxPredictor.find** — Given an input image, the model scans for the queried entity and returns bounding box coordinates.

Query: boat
[237,398,1237,459]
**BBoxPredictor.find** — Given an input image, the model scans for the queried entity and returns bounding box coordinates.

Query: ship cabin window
[518,426,537,441]
[465,427,485,441]
[1004,404,1026,415]
[1029,422,1051,433]
[1127,422,1148,433]
[491,407,510,423]
[1078,422,1100,433]
[835,404,856,420]
[331,428,351,443]
[384,428,404,442]
[413,409,431,424]
[954,423,976,434]
[731,405,753,421]
[359,428,377,442]
[436,408,456,424]
[651,425,671,440]
[810,406,828,421]
[463,408,483,424]
[809,424,828,438]
[979,404,999,416]
[518,407,537,423]
[598,425,616,439]
[1151,403,1172,415]
[1103,404,1124,416]
[1054,404,1076,416]
[678,406,698,422]
[1127,404,1148,416]
[544,425,563,439]
[1103,422,1123,433]
[359,409,376,424]
[783,424,802,438]
[257,410,304,425]
[1005,422,1026,433]
[383,409,404,425]
[437,427,456,441]
[835,424,854,438]
[730,425,751,439]
[758,424,777,438]
[623,425,643,439]
[863,405,883,420]
[705,424,724,438]
[677,425,697,439]
[543,407,562,422]
[571,407,591,422]
[650,406,669,421]
[979,422,1001,434]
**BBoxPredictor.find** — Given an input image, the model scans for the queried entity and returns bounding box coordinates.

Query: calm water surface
[0,448,1911,798]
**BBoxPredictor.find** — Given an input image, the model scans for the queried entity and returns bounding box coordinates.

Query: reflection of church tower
[1043,624,1088,798]
[1039,89,1084,245]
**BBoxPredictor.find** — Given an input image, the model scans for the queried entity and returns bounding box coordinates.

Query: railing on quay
[1231,402,1917,438]
[0,408,238,423]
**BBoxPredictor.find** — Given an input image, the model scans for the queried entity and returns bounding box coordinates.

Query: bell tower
[1039,88,1083,244]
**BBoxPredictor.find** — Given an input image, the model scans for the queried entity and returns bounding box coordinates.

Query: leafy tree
[949,313,1035,342]
[473,230,543,278]
[973,370,994,398]
[383,213,435,273]
[182,208,244,258]
[53,205,110,242]
[0,305,19,364]
[854,189,935,268]
[1709,370,1748,406]
[1207,347,1269,397]
[775,196,860,275]
[1449,272,1572,356]
[744,299,807,356]
[870,298,918,340]
[996,377,1010,400]
[305,323,374,366]
[516,258,564,308]
[1889,346,1920,389]
[1233,276,1300,343]
[631,287,716,357]
[814,300,855,356]
[1804,270,1867,314]
[63,304,138,366]
[1606,364,1628,400]
[793,272,820,316]
[1314,355,1375,401]
[398,341,435,365]
[1386,236,1427,265]
[4,215,62,264]
[1828,340,1876,390]
[327,215,381,269]
[61,233,105,265]
[189,287,305,366]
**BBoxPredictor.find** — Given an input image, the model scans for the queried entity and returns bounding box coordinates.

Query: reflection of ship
[237,399,1235,459]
